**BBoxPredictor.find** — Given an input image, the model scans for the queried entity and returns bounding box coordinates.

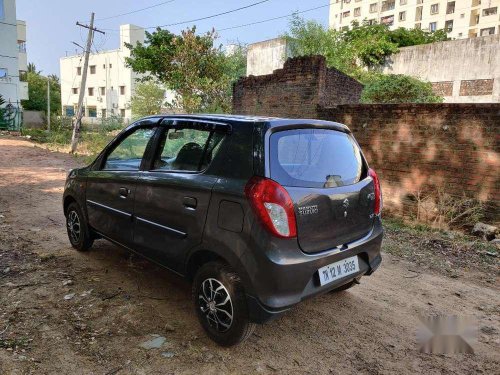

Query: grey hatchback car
[63,114,383,346]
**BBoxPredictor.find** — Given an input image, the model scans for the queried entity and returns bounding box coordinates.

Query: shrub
[361,74,443,104]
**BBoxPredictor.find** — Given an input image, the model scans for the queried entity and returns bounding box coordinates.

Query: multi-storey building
[329,0,500,39]
[60,24,145,122]
[0,0,28,107]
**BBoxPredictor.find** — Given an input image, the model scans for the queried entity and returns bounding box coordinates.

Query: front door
[132,122,226,271]
[86,126,157,245]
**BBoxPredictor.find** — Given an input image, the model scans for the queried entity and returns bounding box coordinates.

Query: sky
[16,0,330,77]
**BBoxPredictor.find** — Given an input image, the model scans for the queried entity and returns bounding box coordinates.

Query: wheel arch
[185,249,226,281]
[185,247,253,295]
[63,195,78,215]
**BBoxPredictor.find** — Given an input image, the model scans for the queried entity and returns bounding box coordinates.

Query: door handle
[119,187,130,199]
[183,196,197,210]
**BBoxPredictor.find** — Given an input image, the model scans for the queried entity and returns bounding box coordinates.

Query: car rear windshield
[270,128,364,188]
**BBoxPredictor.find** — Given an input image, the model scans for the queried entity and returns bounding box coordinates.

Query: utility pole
[47,79,50,131]
[70,13,105,153]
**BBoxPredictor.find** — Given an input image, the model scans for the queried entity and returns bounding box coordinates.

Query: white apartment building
[329,0,500,39]
[60,24,145,121]
[0,0,28,107]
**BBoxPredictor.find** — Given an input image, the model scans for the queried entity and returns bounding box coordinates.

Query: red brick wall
[232,55,499,222]
[317,104,500,221]
[459,79,494,96]
[431,81,453,97]
[232,55,363,118]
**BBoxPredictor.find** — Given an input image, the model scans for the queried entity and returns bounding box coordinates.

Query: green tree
[126,27,245,113]
[0,94,5,122]
[223,43,247,84]
[388,27,448,47]
[360,74,443,103]
[21,70,61,113]
[285,16,448,80]
[285,16,358,76]
[130,82,165,118]
[27,62,40,74]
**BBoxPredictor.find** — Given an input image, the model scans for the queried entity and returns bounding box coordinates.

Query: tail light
[245,176,297,238]
[368,168,382,215]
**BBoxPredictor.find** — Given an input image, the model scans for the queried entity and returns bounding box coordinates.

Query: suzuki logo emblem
[342,199,349,209]
[343,199,349,218]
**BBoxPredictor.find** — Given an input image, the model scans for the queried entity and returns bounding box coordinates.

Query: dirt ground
[0,136,499,375]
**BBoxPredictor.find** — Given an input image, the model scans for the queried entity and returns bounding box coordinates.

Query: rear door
[269,128,375,254]
[132,120,227,271]
[86,125,157,245]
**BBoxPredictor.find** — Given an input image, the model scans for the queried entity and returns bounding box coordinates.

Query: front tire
[66,202,93,251]
[192,261,256,346]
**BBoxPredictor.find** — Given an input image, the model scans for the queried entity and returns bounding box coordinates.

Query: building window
[460,13,465,18]
[88,87,94,96]
[417,0,423,4]
[480,27,495,36]
[430,4,439,14]
[120,109,126,117]
[103,64,106,69]
[381,0,395,11]
[399,11,406,21]
[72,87,78,95]
[368,18,377,25]
[120,86,126,95]
[109,63,112,68]
[415,23,421,29]
[445,20,453,32]
[354,7,361,17]
[0,68,8,78]
[88,106,97,118]
[429,22,437,32]
[18,42,26,53]
[415,6,423,21]
[458,32,462,36]
[446,1,455,14]
[77,67,82,76]
[344,0,351,3]
[369,3,378,13]
[90,65,96,74]
[342,11,351,18]
[64,106,75,117]
[100,87,105,96]
[400,0,407,5]
[482,7,497,16]
[381,15,395,26]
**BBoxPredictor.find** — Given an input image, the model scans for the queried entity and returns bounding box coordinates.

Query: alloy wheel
[67,210,81,244]
[198,278,234,333]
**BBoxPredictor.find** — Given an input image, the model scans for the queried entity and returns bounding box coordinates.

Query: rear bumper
[246,218,384,323]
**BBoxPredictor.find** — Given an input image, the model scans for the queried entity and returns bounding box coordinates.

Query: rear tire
[66,202,93,251]
[192,261,256,346]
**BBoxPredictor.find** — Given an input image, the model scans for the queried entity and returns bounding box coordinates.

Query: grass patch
[383,217,498,278]
[0,336,31,350]
[21,119,123,163]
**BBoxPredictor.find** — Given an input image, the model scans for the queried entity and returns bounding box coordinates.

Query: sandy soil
[0,136,499,375]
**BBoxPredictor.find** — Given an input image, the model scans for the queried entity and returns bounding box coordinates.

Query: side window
[103,127,156,171]
[153,128,224,172]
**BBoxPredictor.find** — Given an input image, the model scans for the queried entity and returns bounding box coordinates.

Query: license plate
[318,256,360,286]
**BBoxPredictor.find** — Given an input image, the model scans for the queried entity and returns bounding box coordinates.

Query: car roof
[141,114,349,132]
